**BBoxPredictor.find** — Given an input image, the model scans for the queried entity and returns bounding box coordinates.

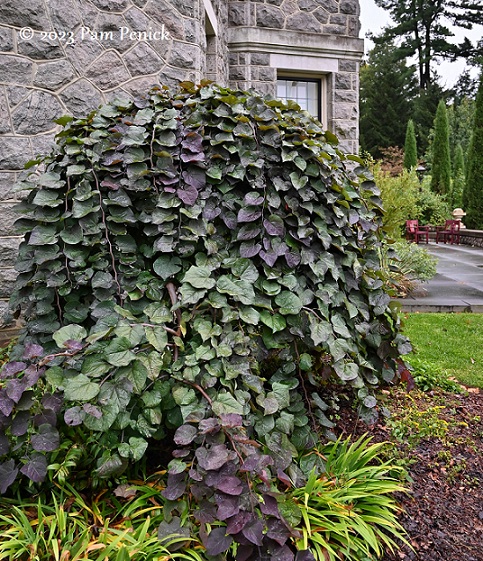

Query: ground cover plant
[402,312,483,389]
[0,83,411,560]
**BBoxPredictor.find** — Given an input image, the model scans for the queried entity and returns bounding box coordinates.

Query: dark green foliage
[360,44,417,158]
[464,73,483,228]
[430,100,452,196]
[412,83,447,157]
[403,120,418,170]
[451,143,465,208]
[373,0,483,89]
[0,83,410,559]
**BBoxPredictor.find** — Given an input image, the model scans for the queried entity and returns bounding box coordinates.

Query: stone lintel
[228,27,364,61]
[270,53,338,74]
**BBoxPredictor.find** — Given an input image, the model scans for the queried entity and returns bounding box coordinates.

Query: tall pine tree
[431,100,452,196]
[403,119,418,170]
[463,73,483,229]
[373,0,483,89]
[359,42,417,158]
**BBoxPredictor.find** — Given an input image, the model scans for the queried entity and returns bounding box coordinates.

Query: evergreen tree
[403,119,418,170]
[412,82,447,156]
[463,73,483,228]
[431,99,452,196]
[373,0,483,89]
[359,43,418,158]
[451,143,465,208]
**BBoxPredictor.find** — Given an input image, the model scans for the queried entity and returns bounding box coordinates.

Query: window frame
[276,74,327,127]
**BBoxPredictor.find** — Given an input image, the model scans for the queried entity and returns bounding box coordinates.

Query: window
[276,78,321,121]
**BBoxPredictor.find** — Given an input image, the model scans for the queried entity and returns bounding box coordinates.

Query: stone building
[0,0,363,331]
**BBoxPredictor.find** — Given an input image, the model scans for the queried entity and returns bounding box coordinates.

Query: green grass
[401,313,483,389]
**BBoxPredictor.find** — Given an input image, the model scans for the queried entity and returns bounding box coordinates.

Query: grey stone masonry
[0,0,362,328]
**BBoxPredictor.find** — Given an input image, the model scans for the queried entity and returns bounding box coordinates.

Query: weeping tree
[0,83,410,560]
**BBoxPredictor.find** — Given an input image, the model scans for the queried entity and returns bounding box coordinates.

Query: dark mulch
[337,387,483,561]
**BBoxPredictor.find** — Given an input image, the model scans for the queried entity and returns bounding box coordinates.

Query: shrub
[1,83,411,560]
[373,165,450,238]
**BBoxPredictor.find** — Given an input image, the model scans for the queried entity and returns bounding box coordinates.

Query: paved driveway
[397,242,483,312]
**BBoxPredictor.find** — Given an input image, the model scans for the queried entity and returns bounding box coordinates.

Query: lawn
[401,312,483,389]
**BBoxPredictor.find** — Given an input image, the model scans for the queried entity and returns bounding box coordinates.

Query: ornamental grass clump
[1,83,410,560]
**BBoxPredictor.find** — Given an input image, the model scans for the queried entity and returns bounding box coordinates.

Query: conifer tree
[431,100,452,196]
[463,73,483,228]
[403,119,418,170]
[451,143,465,209]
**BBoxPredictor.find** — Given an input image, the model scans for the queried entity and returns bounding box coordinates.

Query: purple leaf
[219,413,243,428]
[41,394,63,412]
[277,469,292,488]
[0,392,16,414]
[31,424,60,452]
[226,511,251,535]
[235,545,254,561]
[172,448,190,458]
[0,361,27,380]
[161,471,186,500]
[182,131,204,153]
[0,434,10,455]
[6,379,27,403]
[0,460,18,493]
[259,250,278,267]
[182,167,205,190]
[203,527,233,556]
[237,223,261,241]
[23,365,42,389]
[23,343,44,360]
[83,403,102,418]
[33,410,57,427]
[64,406,86,426]
[239,242,261,258]
[216,476,243,495]
[11,411,30,437]
[157,516,190,546]
[237,206,262,223]
[216,494,240,520]
[196,444,231,471]
[64,339,84,351]
[263,216,285,236]
[244,192,264,206]
[222,211,237,230]
[266,518,291,546]
[20,454,47,483]
[260,494,280,518]
[177,183,199,206]
[285,251,301,268]
[198,418,220,434]
[194,500,217,523]
[174,424,198,446]
[242,519,264,546]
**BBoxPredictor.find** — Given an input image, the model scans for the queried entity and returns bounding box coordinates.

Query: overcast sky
[359,0,483,88]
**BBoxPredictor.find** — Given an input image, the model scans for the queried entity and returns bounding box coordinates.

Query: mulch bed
[337,387,483,561]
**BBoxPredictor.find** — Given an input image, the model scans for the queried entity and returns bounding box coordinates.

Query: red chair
[405,220,429,244]
[436,220,460,245]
